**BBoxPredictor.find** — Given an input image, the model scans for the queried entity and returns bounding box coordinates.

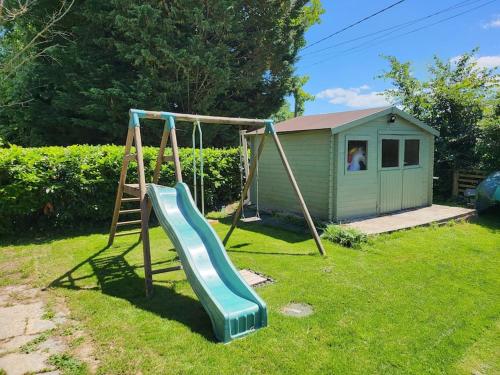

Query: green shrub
[0,145,241,234]
[321,224,368,248]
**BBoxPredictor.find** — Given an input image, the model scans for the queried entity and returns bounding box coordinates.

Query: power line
[300,0,481,58]
[303,0,498,68]
[303,0,408,50]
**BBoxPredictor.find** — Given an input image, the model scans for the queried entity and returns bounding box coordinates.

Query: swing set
[108,108,325,297]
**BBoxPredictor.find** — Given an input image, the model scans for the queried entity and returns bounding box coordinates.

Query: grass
[19,331,51,354]
[0,214,498,374]
[321,224,368,248]
[48,353,86,375]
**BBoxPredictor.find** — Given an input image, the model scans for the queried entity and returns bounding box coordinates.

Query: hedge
[0,145,241,234]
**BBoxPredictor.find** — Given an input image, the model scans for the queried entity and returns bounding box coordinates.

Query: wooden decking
[343,204,476,235]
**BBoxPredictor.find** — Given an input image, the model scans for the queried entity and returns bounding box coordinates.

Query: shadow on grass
[0,222,163,247]
[227,246,316,257]
[49,241,216,342]
[218,214,313,243]
[218,214,320,256]
[471,208,500,232]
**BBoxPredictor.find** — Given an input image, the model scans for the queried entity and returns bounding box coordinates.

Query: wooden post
[270,131,326,256]
[153,126,170,183]
[108,128,135,246]
[223,131,267,245]
[452,169,459,197]
[169,127,183,183]
[144,126,171,228]
[133,125,154,296]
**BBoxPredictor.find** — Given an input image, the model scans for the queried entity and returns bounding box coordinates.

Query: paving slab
[343,204,476,235]
[0,285,94,374]
[38,337,66,354]
[0,302,44,339]
[0,352,52,375]
[239,269,272,287]
[26,318,57,335]
[0,334,37,355]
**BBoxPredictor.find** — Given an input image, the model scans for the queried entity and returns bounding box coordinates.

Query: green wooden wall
[249,130,331,219]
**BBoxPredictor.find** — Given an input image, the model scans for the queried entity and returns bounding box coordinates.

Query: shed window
[347,140,367,171]
[381,139,399,168]
[404,139,420,166]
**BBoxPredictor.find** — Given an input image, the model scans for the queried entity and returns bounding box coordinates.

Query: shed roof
[248,106,439,136]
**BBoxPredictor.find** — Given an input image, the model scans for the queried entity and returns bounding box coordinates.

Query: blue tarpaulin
[476,171,500,213]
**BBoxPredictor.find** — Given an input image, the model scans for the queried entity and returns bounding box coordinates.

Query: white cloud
[475,56,500,69]
[316,85,391,108]
[451,54,500,69]
[482,15,500,29]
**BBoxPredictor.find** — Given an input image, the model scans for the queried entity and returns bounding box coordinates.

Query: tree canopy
[380,50,499,172]
[0,0,323,146]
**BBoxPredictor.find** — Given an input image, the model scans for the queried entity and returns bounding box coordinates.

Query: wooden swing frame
[108,109,325,296]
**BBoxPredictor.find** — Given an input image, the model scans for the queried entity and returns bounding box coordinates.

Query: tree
[271,101,294,123]
[291,75,315,117]
[0,0,323,146]
[477,92,500,171]
[380,50,499,173]
[0,0,74,141]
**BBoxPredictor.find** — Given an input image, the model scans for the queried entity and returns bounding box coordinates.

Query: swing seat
[240,216,261,223]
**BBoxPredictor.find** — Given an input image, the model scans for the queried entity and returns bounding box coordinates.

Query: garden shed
[247,106,439,221]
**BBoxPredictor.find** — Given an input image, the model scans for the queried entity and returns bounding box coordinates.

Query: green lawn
[1,214,499,374]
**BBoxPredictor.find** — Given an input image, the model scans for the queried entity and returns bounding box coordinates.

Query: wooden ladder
[108,115,183,296]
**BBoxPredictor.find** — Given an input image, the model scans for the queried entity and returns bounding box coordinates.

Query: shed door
[379,135,424,213]
[379,136,403,213]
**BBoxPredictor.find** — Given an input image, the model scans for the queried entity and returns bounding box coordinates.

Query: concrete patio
[343,204,476,235]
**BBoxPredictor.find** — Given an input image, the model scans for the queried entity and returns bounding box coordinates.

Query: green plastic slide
[147,183,267,343]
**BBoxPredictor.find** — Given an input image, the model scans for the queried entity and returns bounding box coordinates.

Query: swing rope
[238,127,246,219]
[238,129,260,221]
[192,120,204,215]
[255,144,260,219]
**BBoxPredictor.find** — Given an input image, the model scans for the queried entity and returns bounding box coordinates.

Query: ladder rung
[124,153,137,162]
[117,220,142,227]
[115,230,142,237]
[121,197,140,202]
[119,209,141,214]
[163,155,174,162]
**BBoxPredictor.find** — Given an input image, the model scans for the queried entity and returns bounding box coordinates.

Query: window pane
[404,139,420,166]
[347,140,367,171]
[381,139,399,168]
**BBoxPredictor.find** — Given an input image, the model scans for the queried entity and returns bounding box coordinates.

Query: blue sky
[296,0,500,115]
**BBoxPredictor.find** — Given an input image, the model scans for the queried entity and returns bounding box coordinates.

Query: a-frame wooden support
[108,114,183,296]
[223,122,326,256]
[108,109,325,297]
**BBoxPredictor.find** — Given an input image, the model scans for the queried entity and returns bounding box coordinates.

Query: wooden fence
[452,169,489,197]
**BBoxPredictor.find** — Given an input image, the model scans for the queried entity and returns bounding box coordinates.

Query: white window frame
[344,135,370,174]
[402,136,423,169]
[379,136,402,171]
